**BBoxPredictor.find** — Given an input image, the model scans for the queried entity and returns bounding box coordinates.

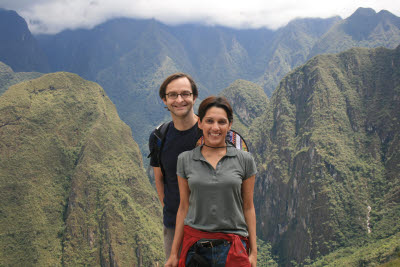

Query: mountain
[258,17,342,96]
[0,61,42,95]
[34,16,333,156]
[220,79,268,136]
[251,45,400,265]
[31,8,400,157]
[0,9,49,72]
[310,8,400,57]
[0,72,163,266]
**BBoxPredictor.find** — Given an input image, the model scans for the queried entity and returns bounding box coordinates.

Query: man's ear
[162,97,167,105]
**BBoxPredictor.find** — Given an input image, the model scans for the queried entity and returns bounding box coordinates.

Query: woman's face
[198,106,232,147]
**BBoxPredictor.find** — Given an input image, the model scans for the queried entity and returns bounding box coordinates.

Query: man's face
[162,77,196,119]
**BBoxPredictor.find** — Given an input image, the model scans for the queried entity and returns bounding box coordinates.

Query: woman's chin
[205,140,225,147]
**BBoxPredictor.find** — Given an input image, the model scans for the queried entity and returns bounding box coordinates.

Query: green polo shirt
[177,145,257,237]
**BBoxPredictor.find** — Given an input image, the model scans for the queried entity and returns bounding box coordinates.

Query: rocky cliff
[251,45,400,265]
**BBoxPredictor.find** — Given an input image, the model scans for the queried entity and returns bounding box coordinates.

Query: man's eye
[169,93,177,97]
[182,92,191,97]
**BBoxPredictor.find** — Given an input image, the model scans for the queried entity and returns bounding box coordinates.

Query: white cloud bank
[0,0,399,34]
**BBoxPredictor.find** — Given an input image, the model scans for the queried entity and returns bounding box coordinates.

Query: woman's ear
[197,116,203,130]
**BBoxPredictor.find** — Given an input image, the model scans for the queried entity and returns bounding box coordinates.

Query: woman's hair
[198,96,233,123]
[159,73,198,99]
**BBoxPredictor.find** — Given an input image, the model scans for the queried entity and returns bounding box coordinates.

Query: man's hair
[159,73,198,99]
[198,96,233,123]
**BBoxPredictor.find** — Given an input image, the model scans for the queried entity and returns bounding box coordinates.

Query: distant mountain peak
[351,7,377,17]
[342,7,399,41]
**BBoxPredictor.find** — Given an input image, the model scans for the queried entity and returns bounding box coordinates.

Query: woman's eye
[206,119,213,124]
[218,120,227,125]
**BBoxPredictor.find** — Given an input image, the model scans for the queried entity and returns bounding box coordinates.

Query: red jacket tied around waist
[179,225,251,267]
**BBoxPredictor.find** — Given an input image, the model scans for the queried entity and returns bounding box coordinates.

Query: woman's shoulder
[178,146,198,160]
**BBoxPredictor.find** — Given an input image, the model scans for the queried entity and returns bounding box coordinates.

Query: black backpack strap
[148,121,171,177]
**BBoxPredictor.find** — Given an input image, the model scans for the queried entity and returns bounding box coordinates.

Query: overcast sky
[0,0,399,34]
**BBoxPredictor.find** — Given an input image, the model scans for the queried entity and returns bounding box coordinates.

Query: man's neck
[171,111,198,131]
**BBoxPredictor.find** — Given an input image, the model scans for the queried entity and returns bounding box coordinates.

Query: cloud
[1,0,399,34]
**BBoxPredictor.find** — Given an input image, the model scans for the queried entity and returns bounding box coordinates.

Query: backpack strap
[148,121,171,170]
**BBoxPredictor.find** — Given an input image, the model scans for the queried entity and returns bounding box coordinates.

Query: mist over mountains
[0,5,400,266]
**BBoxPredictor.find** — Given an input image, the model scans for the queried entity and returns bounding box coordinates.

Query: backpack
[148,121,249,175]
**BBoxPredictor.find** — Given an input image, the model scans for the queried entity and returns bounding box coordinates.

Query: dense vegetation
[0,73,163,266]
[250,46,400,265]
[220,79,268,136]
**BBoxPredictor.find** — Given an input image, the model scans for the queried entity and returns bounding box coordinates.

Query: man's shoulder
[150,121,172,140]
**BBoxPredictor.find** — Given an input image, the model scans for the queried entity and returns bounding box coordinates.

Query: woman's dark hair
[198,96,233,123]
[159,73,198,99]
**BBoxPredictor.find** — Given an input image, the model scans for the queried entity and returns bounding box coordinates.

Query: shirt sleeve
[148,131,160,167]
[243,152,257,180]
[176,151,188,179]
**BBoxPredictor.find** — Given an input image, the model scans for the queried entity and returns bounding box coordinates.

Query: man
[148,73,201,260]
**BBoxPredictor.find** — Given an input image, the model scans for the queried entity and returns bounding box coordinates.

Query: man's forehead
[166,77,192,92]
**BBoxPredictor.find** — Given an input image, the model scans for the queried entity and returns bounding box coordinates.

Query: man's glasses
[165,91,193,99]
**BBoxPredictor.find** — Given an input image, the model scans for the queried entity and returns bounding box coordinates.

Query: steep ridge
[0,61,42,95]
[251,45,400,265]
[0,72,163,265]
[0,9,49,72]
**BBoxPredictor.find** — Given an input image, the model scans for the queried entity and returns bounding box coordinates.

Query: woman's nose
[211,122,219,130]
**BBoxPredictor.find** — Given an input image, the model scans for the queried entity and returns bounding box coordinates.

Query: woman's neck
[201,143,227,156]
[201,145,227,169]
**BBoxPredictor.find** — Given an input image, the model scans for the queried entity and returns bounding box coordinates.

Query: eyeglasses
[165,91,193,99]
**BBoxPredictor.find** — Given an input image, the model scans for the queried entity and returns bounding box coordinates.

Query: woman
[165,96,257,267]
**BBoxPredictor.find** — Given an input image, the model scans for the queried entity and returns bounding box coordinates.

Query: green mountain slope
[0,72,163,266]
[0,61,42,95]
[220,79,268,137]
[251,45,400,265]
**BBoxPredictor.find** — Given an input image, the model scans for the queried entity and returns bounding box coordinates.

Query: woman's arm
[165,176,190,267]
[242,175,257,267]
